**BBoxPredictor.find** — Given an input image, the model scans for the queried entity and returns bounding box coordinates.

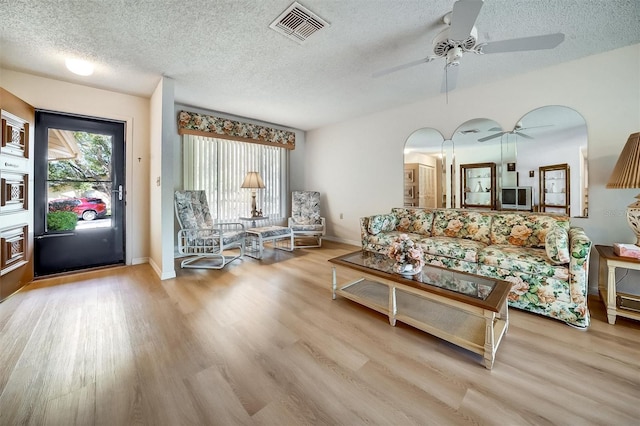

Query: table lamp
[241,171,265,217]
[606,132,640,245]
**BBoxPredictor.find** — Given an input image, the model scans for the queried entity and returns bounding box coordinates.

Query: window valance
[178,110,295,150]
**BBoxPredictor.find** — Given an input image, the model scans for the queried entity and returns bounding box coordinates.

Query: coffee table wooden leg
[501,299,509,335]
[389,286,397,326]
[331,267,337,300]
[483,310,496,369]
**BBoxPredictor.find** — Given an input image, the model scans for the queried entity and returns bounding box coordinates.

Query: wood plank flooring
[1,241,639,425]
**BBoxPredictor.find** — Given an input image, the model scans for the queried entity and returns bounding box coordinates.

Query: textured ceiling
[1,0,638,131]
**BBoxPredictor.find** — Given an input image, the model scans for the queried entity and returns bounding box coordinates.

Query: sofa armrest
[568,227,592,321]
[360,216,373,250]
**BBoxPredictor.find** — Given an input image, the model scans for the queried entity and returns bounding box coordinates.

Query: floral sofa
[360,208,592,328]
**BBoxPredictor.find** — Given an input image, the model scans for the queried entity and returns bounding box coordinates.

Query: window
[183,134,287,222]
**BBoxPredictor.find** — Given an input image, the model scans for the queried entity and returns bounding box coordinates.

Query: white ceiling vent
[269,2,330,44]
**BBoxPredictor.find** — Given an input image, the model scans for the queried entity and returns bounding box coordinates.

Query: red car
[48,197,107,221]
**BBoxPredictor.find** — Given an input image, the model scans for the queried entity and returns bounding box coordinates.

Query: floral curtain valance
[178,110,295,150]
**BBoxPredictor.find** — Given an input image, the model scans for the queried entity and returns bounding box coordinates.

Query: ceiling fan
[478,123,553,142]
[372,0,565,92]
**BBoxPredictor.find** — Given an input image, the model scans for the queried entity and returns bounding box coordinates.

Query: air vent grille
[269,2,329,44]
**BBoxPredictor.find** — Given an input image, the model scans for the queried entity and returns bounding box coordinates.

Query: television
[501,186,532,211]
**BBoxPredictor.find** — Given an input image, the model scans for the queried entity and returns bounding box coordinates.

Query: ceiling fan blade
[519,124,554,131]
[372,56,434,78]
[516,132,534,140]
[441,64,459,93]
[478,132,503,142]
[449,0,484,40]
[481,33,565,54]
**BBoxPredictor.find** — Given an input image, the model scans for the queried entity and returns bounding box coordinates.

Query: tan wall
[0,69,152,265]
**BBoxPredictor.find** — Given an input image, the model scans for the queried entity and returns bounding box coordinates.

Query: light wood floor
[1,241,639,425]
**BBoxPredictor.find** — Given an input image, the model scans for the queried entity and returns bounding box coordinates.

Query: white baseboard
[148,257,177,280]
[131,257,149,265]
[148,257,161,277]
[323,236,360,248]
[161,270,176,280]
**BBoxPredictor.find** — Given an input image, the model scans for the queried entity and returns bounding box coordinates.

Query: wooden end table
[595,245,640,324]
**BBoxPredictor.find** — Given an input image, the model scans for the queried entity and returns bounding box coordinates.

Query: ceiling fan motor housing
[433,26,478,58]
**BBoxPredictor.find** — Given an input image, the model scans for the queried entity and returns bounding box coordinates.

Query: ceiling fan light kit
[373,0,565,92]
[433,24,478,60]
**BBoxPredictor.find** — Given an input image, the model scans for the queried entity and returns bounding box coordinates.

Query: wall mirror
[403,128,445,208]
[402,105,588,217]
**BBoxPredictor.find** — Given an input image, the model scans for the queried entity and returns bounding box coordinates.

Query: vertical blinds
[183,134,286,223]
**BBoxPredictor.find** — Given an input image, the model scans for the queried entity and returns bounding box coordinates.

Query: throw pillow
[367,214,396,235]
[545,225,571,264]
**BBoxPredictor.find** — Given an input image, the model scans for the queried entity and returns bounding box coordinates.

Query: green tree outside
[48,131,112,196]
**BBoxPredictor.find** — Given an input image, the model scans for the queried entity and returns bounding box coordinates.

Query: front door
[34,111,125,276]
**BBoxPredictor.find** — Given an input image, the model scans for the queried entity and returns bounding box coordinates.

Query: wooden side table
[595,245,640,324]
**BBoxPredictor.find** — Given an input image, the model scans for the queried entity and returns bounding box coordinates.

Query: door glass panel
[46,129,113,232]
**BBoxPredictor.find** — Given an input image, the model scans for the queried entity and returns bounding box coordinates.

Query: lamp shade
[607,132,640,189]
[241,171,265,189]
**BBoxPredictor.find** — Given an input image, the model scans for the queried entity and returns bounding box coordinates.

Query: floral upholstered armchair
[174,190,245,269]
[288,191,326,248]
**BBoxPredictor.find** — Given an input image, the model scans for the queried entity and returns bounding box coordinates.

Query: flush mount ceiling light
[65,58,94,76]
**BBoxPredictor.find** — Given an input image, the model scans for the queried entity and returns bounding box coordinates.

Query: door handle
[112,185,123,201]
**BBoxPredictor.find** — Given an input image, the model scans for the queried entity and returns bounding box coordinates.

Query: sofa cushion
[490,213,570,248]
[391,207,434,236]
[423,255,479,275]
[431,210,492,244]
[479,244,569,280]
[367,230,423,250]
[367,214,396,235]
[419,236,488,263]
[545,225,571,264]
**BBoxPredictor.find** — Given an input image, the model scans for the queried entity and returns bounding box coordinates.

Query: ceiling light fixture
[65,58,94,76]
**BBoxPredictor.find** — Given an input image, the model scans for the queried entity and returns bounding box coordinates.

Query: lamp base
[249,194,263,218]
[627,195,640,246]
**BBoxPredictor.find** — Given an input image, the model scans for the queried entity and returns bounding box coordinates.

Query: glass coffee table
[329,251,511,369]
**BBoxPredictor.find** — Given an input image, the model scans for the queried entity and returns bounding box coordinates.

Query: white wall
[306,44,640,293]
[0,69,152,266]
[149,77,176,279]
